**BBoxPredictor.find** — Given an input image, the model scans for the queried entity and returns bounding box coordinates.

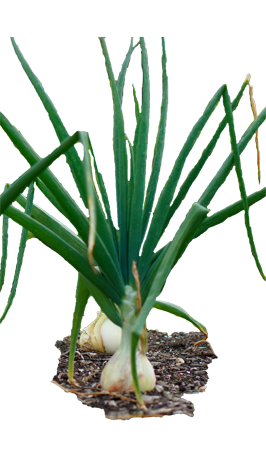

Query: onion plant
[1,37,266,408]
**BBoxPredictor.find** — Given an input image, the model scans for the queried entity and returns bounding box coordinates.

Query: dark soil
[53,330,217,420]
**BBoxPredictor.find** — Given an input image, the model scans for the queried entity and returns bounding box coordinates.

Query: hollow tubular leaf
[131,333,145,407]
[35,178,68,218]
[134,203,210,334]
[0,113,89,241]
[0,215,8,291]
[126,135,135,232]
[132,85,140,122]
[0,184,8,290]
[128,37,150,282]
[16,193,89,259]
[0,132,79,215]
[194,187,266,239]
[82,135,122,280]
[142,37,168,241]
[132,107,141,164]
[92,149,119,256]
[99,37,128,282]
[153,300,207,336]
[0,114,124,293]
[4,205,123,304]
[199,108,266,207]
[132,203,209,402]
[163,76,251,233]
[222,87,266,280]
[68,274,91,381]
[11,38,115,268]
[138,85,225,282]
[114,38,139,253]
[81,275,123,327]
[0,183,35,324]
[151,186,266,279]
[141,252,165,302]
[117,38,136,102]
[11,38,88,207]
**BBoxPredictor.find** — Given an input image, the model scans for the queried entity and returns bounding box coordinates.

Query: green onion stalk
[1,37,266,407]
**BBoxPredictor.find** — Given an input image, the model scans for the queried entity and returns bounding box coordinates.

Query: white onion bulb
[79,312,122,354]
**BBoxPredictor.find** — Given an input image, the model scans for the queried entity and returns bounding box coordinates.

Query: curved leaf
[153,300,207,336]
[92,150,119,256]
[142,38,168,241]
[4,205,123,304]
[132,203,209,403]
[11,38,87,207]
[139,85,225,282]
[194,187,266,239]
[163,76,251,233]
[0,183,35,324]
[222,87,266,280]
[99,38,128,282]
[0,132,79,215]
[0,113,89,242]
[16,193,88,259]
[199,108,266,207]
[68,274,91,382]
[0,209,9,291]
[128,38,150,282]
[81,275,123,327]
[0,115,124,294]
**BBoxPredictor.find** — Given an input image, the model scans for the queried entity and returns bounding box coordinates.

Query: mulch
[52,329,217,420]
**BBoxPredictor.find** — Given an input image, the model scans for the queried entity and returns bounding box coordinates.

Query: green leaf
[99,38,128,282]
[128,38,150,282]
[11,195,123,328]
[138,85,225,283]
[142,38,168,241]
[163,76,251,233]
[222,86,266,280]
[0,132,79,216]
[11,38,87,207]
[153,300,207,336]
[134,203,209,334]
[141,249,166,302]
[117,38,136,103]
[199,107,266,207]
[35,178,68,218]
[16,193,88,259]
[0,191,9,291]
[4,205,123,304]
[131,202,209,402]
[0,183,35,324]
[11,38,118,270]
[194,187,266,239]
[132,105,142,157]
[81,275,123,327]
[111,37,141,258]
[0,115,124,293]
[132,85,140,122]
[92,150,119,256]
[0,113,89,242]
[125,135,135,232]
[68,274,91,380]
[150,186,266,282]
[131,332,145,406]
